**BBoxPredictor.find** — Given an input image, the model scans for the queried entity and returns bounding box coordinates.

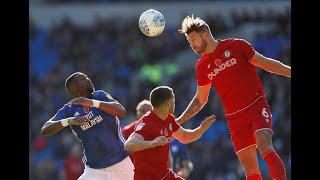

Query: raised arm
[173,114,216,144]
[250,51,291,77]
[70,97,126,118]
[176,84,211,125]
[124,132,169,152]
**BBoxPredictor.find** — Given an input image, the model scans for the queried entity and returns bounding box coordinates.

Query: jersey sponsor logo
[80,115,103,131]
[224,50,231,58]
[135,122,145,131]
[84,111,94,120]
[76,111,104,131]
[207,58,237,79]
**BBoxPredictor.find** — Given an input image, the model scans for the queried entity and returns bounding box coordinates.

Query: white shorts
[78,156,134,180]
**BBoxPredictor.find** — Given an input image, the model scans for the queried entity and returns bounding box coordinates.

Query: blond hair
[178,15,210,35]
[136,99,152,112]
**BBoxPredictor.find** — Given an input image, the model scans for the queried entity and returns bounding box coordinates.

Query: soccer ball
[139,9,165,37]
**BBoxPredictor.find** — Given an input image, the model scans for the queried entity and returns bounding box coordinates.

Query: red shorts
[134,169,184,180]
[226,97,273,153]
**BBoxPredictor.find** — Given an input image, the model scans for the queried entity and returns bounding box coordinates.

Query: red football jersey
[133,110,180,175]
[196,38,266,115]
[122,120,139,140]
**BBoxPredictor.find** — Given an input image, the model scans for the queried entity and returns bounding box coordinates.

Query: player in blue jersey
[170,139,194,179]
[41,72,134,180]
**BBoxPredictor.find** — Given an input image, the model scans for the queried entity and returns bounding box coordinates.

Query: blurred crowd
[29,7,291,180]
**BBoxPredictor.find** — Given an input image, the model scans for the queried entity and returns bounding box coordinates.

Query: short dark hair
[150,86,174,108]
[65,72,82,94]
[178,15,210,35]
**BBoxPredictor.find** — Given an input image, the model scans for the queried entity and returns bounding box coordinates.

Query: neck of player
[204,38,219,54]
[153,107,169,121]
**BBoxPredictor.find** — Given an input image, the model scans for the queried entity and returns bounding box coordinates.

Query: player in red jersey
[124,86,216,180]
[122,99,153,165]
[122,99,153,140]
[176,16,291,180]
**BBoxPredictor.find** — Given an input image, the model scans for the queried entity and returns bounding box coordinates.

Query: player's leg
[227,116,262,180]
[236,145,262,180]
[252,100,286,180]
[255,129,286,180]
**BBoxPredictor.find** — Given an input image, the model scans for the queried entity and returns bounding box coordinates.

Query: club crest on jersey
[83,106,90,114]
[135,122,145,131]
[224,50,231,58]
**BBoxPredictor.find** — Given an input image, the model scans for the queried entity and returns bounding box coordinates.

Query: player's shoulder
[123,119,138,131]
[93,90,114,101]
[220,38,254,51]
[139,111,153,122]
[225,37,251,45]
[219,37,246,46]
[57,103,74,114]
[135,114,153,132]
[92,89,108,96]
[128,120,139,128]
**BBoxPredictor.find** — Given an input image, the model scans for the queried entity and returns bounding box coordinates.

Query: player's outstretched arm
[176,84,211,125]
[124,133,169,152]
[250,51,291,77]
[173,114,216,144]
[41,116,88,136]
[70,97,126,118]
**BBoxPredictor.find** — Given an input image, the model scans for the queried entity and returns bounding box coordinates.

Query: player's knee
[255,129,273,152]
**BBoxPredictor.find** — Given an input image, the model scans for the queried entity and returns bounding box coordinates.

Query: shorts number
[262,108,269,118]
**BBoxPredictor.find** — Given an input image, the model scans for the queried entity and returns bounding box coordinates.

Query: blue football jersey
[53,90,129,169]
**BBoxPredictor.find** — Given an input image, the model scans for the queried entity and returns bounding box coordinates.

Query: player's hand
[200,114,216,132]
[69,97,93,107]
[68,117,88,126]
[150,136,169,148]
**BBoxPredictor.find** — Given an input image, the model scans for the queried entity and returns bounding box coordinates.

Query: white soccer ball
[139,9,165,37]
